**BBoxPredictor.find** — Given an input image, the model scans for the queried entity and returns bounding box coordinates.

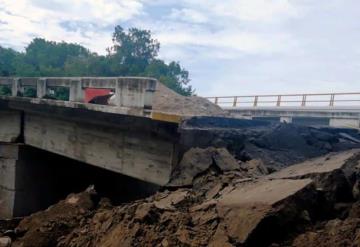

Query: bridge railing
[206,93,360,108]
[0,77,157,109]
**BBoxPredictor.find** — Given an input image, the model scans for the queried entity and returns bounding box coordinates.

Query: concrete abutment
[0,143,160,218]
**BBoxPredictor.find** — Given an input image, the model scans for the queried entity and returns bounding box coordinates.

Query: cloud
[0,0,144,53]
[168,8,208,23]
[0,0,360,95]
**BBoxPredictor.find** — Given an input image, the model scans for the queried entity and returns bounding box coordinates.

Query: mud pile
[3,122,360,247]
[153,83,226,116]
[6,148,360,247]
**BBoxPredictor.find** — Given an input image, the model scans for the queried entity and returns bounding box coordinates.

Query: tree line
[0,25,193,96]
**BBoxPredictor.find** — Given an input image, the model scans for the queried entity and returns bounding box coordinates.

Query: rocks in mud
[214,178,316,246]
[269,149,360,203]
[168,147,239,187]
[292,217,360,247]
[6,137,360,247]
[239,159,270,177]
[12,186,97,247]
[210,149,360,246]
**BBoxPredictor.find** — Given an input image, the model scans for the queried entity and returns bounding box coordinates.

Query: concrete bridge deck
[0,77,182,218]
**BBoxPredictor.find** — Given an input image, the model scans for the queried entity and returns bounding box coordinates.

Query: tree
[144,60,193,96]
[0,25,194,96]
[108,25,193,95]
[0,46,18,76]
[109,26,160,74]
[23,38,92,76]
[0,85,11,96]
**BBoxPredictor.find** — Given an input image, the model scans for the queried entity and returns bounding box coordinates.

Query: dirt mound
[153,83,226,116]
[292,216,360,247]
[5,122,360,247]
[9,148,360,247]
[12,187,97,247]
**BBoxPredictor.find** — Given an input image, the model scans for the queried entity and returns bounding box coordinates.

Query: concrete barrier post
[116,78,146,108]
[69,79,83,102]
[11,78,20,97]
[115,79,121,107]
[144,79,157,110]
[37,78,47,98]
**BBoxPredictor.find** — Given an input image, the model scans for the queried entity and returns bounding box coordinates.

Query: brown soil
[11,187,97,247]
[153,83,226,116]
[3,120,360,247]
[7,148,360,247]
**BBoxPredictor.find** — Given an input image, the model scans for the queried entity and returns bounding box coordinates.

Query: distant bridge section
[207,93,360,129]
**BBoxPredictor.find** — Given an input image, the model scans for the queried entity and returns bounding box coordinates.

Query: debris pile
[153,83,226,116]
[180,117,360,169]
[7,147,360,247]
[2,122,360,247]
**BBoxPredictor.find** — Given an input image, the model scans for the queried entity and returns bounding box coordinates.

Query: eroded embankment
[1,121,360,247]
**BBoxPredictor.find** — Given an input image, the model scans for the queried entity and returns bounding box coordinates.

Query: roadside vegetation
[0,25,193,96]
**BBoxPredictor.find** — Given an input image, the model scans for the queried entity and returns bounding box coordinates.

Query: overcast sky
[0,0,359,96]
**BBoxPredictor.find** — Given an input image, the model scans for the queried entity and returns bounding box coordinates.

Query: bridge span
[0,77,183,218]
[1,79,360,218]
[207,93,360,129]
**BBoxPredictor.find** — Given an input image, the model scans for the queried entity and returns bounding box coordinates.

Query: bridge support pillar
[0,144,56,218]
[0,143,21,218]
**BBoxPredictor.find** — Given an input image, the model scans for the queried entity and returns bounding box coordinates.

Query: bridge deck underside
[0,99,179,186]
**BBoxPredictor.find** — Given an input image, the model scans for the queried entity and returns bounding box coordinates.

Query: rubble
[12,187,97,247]
[180,117,360,169]
[3,121,360,247]
[168,147,239,187]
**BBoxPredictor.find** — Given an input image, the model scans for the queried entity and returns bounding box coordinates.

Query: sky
[0,0,359,96]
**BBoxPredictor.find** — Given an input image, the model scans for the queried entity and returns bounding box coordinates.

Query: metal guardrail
[206,93,360,108]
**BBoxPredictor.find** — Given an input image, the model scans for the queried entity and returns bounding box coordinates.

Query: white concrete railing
[206,92,360,108]
[0,77,157,109]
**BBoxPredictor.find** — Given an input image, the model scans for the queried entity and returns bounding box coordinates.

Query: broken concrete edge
[215,178,316,245]
[212,149,360,246]
[6,148,360,246]
[0,97,188,126]
[268,149,360,181]
[0,97,229,125]
[166,147,240,188]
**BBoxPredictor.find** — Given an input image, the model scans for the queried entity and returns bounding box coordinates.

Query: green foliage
[53,87,70,101]
[109,26,193,95]
[23,87,37,98]
[0,25,193,96]
[144,60,193,96]
[0,47,17,76]
[0,85,11,96]
[109,26,160,74]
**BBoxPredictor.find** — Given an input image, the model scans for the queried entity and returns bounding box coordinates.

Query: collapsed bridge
[0,77,184,218]
[2,77,360,223]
